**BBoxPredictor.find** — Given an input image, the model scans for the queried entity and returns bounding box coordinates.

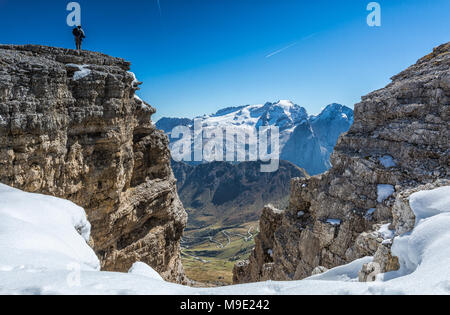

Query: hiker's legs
[75,38,82,51]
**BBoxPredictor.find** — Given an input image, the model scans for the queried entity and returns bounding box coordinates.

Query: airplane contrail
[265,33,317,59]
[265,42,298,58]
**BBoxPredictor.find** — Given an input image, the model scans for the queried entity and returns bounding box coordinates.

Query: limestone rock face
[233,205,284,284]
[234,42,449,283]
[0,45,187,283]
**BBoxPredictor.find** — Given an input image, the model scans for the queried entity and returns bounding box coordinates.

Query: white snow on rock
[379,155,397,168]
[409,186,450,223]
[67,64,92,81]
[0,184,99,272]
[308,257,372,282]
[379,187,450,289]
[127,71,140,87]
[0,184,449,295]
[127,72,149,109]
[378,223,394,240]
[389,186,450,274]
[133,94,150,109]
[128,262,164,281]
[377,184,395,203]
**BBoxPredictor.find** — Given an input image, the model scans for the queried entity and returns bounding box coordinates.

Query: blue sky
[0,0,449,120]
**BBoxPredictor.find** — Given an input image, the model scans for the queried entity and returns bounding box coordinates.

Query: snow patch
[386,186,450,284]
[308,257,372,282]
[128,262,164,281]
[377,185,395,203]
[0,184,99,272]
[133,94,149,109]
[378,224,394,240]
[409,186,450,223]
[379,155,397,168]
[67,64,91,81]
[126,72,149,109]
[127,71,140,88]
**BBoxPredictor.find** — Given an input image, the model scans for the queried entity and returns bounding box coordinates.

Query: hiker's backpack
[72,28,80,37]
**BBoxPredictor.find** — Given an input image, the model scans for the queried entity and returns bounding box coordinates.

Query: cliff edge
[0,45,187,283]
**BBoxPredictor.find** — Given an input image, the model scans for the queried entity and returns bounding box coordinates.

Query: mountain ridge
[157,101,354,175]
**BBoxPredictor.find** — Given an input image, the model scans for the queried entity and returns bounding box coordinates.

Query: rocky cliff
[0,45,187,283]
[234,43,449,283]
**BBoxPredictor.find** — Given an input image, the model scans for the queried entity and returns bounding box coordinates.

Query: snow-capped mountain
[155,117,192,134]
[282,103,354,174]
[156,101,353,175]
[310,103,355,160]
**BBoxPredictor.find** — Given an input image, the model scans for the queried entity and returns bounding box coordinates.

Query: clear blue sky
[0,0,449,120]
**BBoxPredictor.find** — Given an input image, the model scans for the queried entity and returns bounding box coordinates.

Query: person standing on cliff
[72,25,86,51]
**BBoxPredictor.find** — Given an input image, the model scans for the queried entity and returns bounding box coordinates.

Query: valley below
[181,220,259,286]
[172,160,299,286]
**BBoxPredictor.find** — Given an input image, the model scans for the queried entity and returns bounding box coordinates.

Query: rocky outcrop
[358,178,449,282]
[0,45,187,283]
[234,42,449,283]
[391,179,450,236]
[233,205,284,284]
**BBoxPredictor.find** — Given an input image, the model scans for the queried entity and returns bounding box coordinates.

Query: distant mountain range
[157,101,354,175]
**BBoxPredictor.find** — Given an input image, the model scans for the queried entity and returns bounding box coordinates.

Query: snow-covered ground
[0,183,449,295]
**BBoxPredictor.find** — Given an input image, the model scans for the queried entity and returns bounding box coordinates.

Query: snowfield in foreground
[0,183,449,295]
